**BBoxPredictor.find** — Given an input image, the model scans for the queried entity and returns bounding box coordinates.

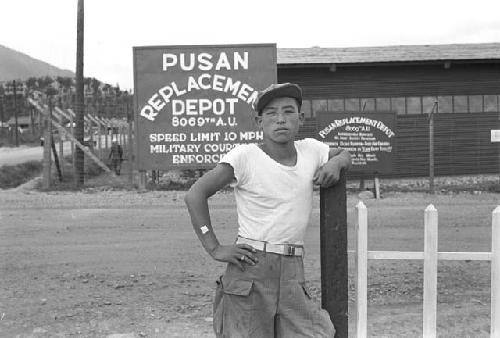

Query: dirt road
[0,143,72,167]
[0,189,497,337]
[0,135,115,167]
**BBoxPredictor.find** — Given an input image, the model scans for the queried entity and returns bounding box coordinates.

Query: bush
[0,161,43,189]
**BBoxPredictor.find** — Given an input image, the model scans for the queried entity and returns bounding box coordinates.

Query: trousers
[213,251,335,337]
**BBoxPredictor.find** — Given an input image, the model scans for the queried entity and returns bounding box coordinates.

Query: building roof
[277,42,500,65]
[7,116,32,125]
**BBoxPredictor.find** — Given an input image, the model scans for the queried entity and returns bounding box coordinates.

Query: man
[185,83,351,337]
[108,139,123,175]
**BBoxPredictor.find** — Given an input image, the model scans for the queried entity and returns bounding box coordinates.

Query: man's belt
[236,237,304,256]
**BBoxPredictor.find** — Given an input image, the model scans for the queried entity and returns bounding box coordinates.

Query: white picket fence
[354,202,500,338]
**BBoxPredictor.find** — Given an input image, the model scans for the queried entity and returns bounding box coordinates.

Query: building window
[453,96,468,113]
[375,98,390,111]
[360,98,375,111]
[312,99,327,117]
[328,99,344,111]
[345,98,359,111]
[391,97,406,115]
[469,95,483,113]
[303,94,500,117]
[406,97,421,115]
[484,95,498,112]
[422,96,437,114]
[437,96,453,113]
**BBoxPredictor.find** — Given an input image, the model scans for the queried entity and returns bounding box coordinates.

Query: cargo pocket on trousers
[213,277,254,336]
[213,276,224,336]
[223,279,254,308]
[222,279,254,335]
[300,282,336,337]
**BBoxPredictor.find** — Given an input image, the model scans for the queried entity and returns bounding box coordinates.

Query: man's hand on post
[313,160,341,188]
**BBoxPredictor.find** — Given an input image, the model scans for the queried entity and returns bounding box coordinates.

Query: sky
[1,0,500,91]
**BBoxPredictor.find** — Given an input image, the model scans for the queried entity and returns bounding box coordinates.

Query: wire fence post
[42,104,52,189]
[428,102,437,194]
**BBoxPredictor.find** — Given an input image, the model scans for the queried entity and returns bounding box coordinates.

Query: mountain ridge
[0,44,74,81]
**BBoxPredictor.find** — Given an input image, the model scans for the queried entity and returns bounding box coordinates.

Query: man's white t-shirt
[220,138,329,245]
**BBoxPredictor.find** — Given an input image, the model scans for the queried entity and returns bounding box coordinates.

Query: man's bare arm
[313,148,352,187]
[184,163,257,270]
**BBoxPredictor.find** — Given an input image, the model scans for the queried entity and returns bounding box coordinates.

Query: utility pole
[74,0,85,186]
[13,80,19,147]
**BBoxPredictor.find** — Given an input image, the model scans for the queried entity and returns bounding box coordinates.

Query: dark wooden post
[320,171,348,338]
[42,105,52,189]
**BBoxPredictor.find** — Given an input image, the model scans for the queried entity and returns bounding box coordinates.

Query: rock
[204,317,213,322]
[33,327,48,334]
[358,190,374,199]
[106,334,136,338]
[40,298,47,305]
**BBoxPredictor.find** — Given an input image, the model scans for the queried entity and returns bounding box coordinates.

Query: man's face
[255,97,304,144]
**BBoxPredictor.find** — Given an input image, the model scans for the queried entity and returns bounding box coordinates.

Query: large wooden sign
[133,44,277,170]
[316,112,396,174]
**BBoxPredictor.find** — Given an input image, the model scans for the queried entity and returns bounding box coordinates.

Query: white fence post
[492,206,500,338]
[355,201,368,338]
[423,204,438,338]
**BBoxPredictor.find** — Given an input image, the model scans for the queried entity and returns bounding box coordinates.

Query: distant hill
[0,44,74,81]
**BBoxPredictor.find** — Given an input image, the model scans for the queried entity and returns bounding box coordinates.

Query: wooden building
[277,42,500,177]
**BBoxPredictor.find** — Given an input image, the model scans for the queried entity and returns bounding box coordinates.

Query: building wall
[278,62,500,177]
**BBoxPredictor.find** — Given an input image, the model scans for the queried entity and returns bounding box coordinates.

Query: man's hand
[211,244,259,271]
[313,160,341,188]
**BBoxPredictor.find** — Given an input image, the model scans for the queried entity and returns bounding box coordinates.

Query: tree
[57,76,73,90]
[40,76,54,89]
[26,77,38,91]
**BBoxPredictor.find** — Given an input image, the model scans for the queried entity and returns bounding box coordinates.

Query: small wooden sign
[491,129,500,143]
[316,111,397,174]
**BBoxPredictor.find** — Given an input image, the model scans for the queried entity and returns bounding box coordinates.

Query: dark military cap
[253,83,302,114]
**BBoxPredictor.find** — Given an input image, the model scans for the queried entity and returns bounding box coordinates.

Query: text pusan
[141,51,257,122]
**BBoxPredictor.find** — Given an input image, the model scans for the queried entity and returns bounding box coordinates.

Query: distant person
[184,83,352,337]
[108,139,123,175]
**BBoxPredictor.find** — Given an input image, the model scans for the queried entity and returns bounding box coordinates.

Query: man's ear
[298,111,305,126]
[254,114,263,128]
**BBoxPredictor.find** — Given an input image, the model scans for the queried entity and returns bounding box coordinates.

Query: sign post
[320,172,348,338]
[317,111,397,337]
[133,44,276,171]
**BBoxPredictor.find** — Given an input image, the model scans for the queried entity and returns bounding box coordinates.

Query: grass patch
[0,161,43,189]
[43,156,107,191]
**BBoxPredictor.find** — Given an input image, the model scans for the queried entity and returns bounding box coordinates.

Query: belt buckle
[285,245,295,256]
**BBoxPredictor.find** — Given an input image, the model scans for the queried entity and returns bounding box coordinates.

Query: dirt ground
[0,188,498,337]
